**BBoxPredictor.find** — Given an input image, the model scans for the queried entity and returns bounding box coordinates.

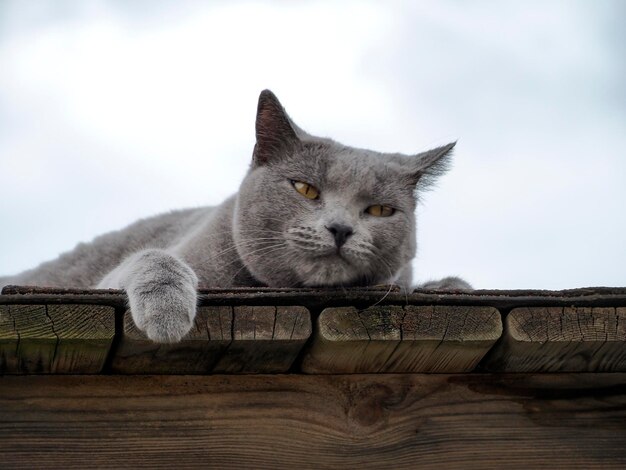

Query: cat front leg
[97,248,198,343]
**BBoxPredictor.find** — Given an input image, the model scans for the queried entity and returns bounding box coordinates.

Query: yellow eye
[366,205,394,217]
[292,180,319,200]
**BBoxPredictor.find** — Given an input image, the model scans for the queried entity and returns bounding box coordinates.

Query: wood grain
[484,307,626,372]
[213,306,311,373]
[46,304,115,373]
[4,285,626,310]
[302,306,502,373]
[0,373,624,469]
[112,306,311,374]
[0,305,19,372]
[111,306,233,374]
[0,304,114,374]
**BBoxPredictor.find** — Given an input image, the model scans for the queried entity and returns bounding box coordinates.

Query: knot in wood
[347,383,408,427]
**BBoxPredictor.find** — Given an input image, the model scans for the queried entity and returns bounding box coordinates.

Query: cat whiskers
[285,228,334,254]
[207,228,285,238]
[256,249,304,288]
[207,237,284,261]
[363,252,396,309]
[227,242,290,283]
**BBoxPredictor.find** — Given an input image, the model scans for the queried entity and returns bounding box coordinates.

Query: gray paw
[125,252,199,343]
[420,276,473,291]
[131,293,197,343]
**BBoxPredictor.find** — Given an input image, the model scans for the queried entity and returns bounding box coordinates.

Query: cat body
[1,90,469,342]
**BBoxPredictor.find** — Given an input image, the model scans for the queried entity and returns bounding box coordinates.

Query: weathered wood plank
[0,304,114,374]
[0,374,624,469]
[213,306,311,373]
[4,285,626,310]
[110,306,233,374]
[112,305,311,374]
[47,305,115,373]
[484,306,626,372]
[7,304,56,373]
[302,305,502,373]
[0,305,19,372]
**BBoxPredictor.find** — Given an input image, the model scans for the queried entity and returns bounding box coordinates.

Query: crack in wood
[485,307,626,372]
[43,305,60,369]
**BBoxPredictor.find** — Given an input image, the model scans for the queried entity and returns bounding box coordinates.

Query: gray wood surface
[4,285,626,310]
[0,305,21,373]
[0,304,114,374]
[112,305,311,374]
[3,293,626,375]
[213,306,311,373]
[302,305,502,373]
[111,306,233,374]
[484,306,626,372]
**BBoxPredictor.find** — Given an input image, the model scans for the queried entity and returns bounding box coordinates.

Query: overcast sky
[0,0,624,289]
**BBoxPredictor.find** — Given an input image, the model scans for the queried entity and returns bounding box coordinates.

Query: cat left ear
[253,90,299,166]
[409,141,456,189]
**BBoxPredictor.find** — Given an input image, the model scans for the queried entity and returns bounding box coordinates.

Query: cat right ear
[408,141,456,191]
[253,90,299,166]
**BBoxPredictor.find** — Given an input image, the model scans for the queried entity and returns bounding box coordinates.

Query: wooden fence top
[3,285,626,308]
[2,286,626,468]
[1,285,625,375]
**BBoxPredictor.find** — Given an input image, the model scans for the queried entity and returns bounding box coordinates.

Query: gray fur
[421,276,473,291]
[1,90,470,342]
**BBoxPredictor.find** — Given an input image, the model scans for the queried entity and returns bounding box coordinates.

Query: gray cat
[0,90,470,342]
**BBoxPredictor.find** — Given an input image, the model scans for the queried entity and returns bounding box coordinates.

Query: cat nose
[326,223,354,248]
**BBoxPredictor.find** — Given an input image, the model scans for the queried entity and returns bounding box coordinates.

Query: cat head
[233,89,455,288]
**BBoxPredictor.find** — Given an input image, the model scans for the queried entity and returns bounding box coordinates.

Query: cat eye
[366,205,395,217]
[291,180,319,200]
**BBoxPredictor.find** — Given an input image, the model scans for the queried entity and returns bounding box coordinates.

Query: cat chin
[295,256,366,287]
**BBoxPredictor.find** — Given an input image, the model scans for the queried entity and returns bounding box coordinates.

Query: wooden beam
[4,285,626,310]
[301,306,502,373]
[0,305,19,372]
[0,304,114,374]
[213,306,311,373]
[110,306,233,374]
[0,373,624,468]
[484,307,626,372]
[112,306,311,374]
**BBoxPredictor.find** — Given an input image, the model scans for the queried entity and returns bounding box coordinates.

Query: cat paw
[420,276,473,291]
[123,251,199,343]
[131,293,197,343]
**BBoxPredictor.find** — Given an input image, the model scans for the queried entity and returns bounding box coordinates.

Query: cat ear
[253,89,299,165]
[408,141,456,190]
